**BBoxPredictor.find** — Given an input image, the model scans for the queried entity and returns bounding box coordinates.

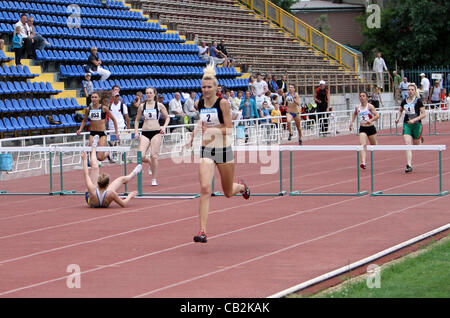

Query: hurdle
[368,145,448,196]
[0,146,130,196]
[286,145,369,196]
[210,145,287,197]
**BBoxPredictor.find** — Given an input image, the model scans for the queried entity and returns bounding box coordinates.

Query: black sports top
[88,105,106,121]
[141,101,160,121]
[198,97,225,126]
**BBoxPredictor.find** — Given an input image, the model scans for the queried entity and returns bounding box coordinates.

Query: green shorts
[403,122,423,140]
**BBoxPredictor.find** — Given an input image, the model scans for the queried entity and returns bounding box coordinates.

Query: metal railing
[237,0,360,72]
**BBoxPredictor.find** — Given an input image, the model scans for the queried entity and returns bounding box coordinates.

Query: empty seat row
[0,12,161,32]
[62,64,241,78]
[0,97,82,112]
[0,114,78,133]
[37,50,204,65]
[0,65,39,78]
[48,38,195,54]
[0,81,61,95]
[31,25,176,42]
[14,0,103,8]
[0,48,14,62]
[91,77,249,92]
[0,1,144,20]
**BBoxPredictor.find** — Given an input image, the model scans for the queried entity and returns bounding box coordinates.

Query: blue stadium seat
[32,116,42,129]
[10,117,23,131]
[24,116,37,130]
[2,118,14,132]
[17,117,30,130]
[39,116,51,129]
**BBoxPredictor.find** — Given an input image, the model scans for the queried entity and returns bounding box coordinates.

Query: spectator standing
[239,91,259,120]
[216,84,223,98]
[399,77,409,100]
[276,75,288,93]
[270,75,279,93]
[128,91,143,129]
[429,80,442,109]
[168,92,186,125]
[419,73,430,102]
[82,73,94,107]
[372,52,388,90]
[251,73,268,108]
[184,91,199,124]
[271,102,282,127]
[88,47,111,81]
[314,80,330,135]
[370,86,384,109]
[14,14,30,59]
[12,26,24,66]
[198,41,209,63]
[393,70,402,102]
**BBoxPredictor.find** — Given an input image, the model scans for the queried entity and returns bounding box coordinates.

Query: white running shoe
[148,167,152,175]
[133,164,142,176]
[152,179,158,186]
[92,135,99,148]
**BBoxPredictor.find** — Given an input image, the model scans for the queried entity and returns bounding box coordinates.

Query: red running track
[0,125,449,298]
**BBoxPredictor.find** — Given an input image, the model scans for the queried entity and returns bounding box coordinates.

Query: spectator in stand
[108,91,129,162]
[88,47,111,81]
[26,16,50,58]
[198,41,209,63]
[419,73,430,102]
[251,73,269,108]
[83,73,94,107]
[184,91,199,124]
[109,85,124,104]
[217,39,232,67]
[429,80,442,109]
[393,70,402,102]
[224,88,241,121]
[14,14,31,59]
[271,102,282,127]
[239,91,259,120]
[168,92,186,125]
[248,76,256,96]
[263,90,275,111]
[270,75,279,93]
[12,26,24,66]
[372,52,388,90]
[276,75,288,93]
[314,80,330,135]
[399,77,409,101]
[259,101,271,123]
[235,90,243,108]
[128,91,143,129]
[265,74,276,93]
[216,84,223,98]
[209,41,228,67]
[370,86,384,109]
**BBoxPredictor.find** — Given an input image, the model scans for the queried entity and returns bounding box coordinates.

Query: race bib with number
[404,103,418,120]
[200,108,220,126]
[358,109,372,124]
[143,109,157,120]
[89,109,102,121]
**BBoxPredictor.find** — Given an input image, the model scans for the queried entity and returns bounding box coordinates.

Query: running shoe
[152,179,158,186]
[148,167,152,175]
[288,133,292,141]
[298,139,303,145]
[193,231,207,243]
[405,165,413,173]
[92,135,99,148]
[360,163,366,169]
[421,137,424,144]
[108,155,116,163]
[239,180,250,200]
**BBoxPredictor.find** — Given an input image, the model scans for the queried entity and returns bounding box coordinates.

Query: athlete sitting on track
[82,135,140,208]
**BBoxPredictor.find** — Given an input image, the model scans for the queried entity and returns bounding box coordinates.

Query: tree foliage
[270,0,296,13]
[358,0,450,69]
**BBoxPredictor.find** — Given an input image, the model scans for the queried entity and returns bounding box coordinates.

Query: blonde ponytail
[202,61,218,86]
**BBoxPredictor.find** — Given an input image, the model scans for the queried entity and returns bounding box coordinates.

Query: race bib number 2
[200,108,220,126]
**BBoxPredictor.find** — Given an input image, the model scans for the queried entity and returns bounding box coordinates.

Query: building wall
[294,11,365,47]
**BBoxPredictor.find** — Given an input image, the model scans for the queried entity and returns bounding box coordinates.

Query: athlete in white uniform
[349,91,379,169]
